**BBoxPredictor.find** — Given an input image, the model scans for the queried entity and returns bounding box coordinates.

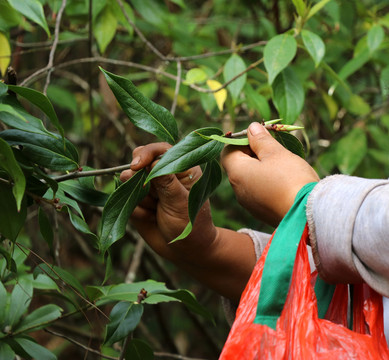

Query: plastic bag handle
[254,182,335,328]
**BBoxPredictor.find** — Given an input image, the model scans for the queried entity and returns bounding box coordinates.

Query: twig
[43,0,67,95]
[45,328,117,360]
[171,61,182,115]
[52,163,132,182]
[125,234,145,284]
[229,123,304,137]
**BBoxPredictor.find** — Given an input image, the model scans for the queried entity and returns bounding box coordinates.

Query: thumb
[152,174,187,205]
[247,122,284,159]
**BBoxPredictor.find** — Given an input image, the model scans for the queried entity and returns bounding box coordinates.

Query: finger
[120,168,136,182]
[247,122,285,160]
[221,145,253,173]
[130,143,172,171]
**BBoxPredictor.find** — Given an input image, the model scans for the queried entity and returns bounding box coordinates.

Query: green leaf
[0,281,7,324]
[38,208,54,251]
[44,186,83,218]
[7,0,50,36]
[223,54,247,102]
[104,302,143,346]
[208,134,249,146]
[6,276,33,327]
[273,132,305,159]
[172,159,222,242]
[272,68,304,124]
[307,0,332,20]
[0,137,26,210]
[244,84,271,120]
[0,246,17,273]
[264,34,297,85]
[336,127,367,174]
[32,274,59,291]
[100,68,178,144]
[99,170,149,253]
[94,5,117,53]
[59,179,109,207]
[184,68,208,85]
[0,342,15,360]
[301,30,325,67]
[35,263,87,298]
[14,337,56,360]
[367,24,384,53]
[0,182,26,241]
[347,94,370,116]
[0,82,7,97]
[0,130,79,171]
[292,0,306,16]
[125,339,154,360]
[15,304,62,334]
[7,85,64,140]
[65,207,98,246]
[111,0,135,37]
[380,65,389,98]
[0,103,28,123]
[146,127,224,183]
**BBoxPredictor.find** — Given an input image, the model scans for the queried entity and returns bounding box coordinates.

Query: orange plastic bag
[220,225,389,359]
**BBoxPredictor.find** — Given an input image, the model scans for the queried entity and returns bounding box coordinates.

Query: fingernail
[249,122,264,136]
[130,156,140,167]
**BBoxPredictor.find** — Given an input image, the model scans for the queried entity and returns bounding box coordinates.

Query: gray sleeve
[306,174,389,298]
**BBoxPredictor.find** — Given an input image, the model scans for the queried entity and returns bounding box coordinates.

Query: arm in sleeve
[307,175,389,297]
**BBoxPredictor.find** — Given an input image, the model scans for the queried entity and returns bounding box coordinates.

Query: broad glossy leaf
[125,339,153,360]
[36,263,87,298]
[146,127,224,183]
[0,183,26,241]
[38,208,53,251]
[6,276,33,327]
[292,0,306,16]
[273,132,305,159]
[0,246,17,273]
[336,127,367,174]
[7,85,64,139]
[223,54,247,102]
[367,24,384,53]
[184,68,207,85]
[60,179,109,207]
[207,79,227,111]
[0,137,26,210]
[0,32,10,76]
[264,34,297,85]
[0,130,79,171]
[100,68,178,144]
[105,302,143,346]
[14,337,56,360]
[0,342,15,360]
[15,304,62,333]
[100,170,149,253]
[94,5,117,53]
[244,84,271,120]
[301,30,325,67]
[172,159,222,242]
[7,0,50,36]
[272,68,304,124]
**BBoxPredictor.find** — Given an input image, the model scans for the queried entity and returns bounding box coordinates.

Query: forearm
[307,175,389,297]
[172,227,257,304]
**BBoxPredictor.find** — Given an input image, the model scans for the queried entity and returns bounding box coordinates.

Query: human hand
[120,143,218,264]
[221,122,319,227]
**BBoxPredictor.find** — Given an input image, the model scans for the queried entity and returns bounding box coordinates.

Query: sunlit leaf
[105,302,143,346]
[0,137,26,210]
[100,170,149,253]
[146,127,224,183]
[7,85,64,140]
[94,5,117,53]
[307,0,332,20]
[208,134,249,146]
[7,0,50,36]
[301,30,325,67]
[184,68,207,85]
[264,34,297,85]
[336,127,367,174]
[100,68,178,144]
[292,0,306,16]
[367,24,384,53]
[223,54,247,102]
[272,68,304,124]
[172,159,222,242]
[0,32,10,77]
[207,80,227,111]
